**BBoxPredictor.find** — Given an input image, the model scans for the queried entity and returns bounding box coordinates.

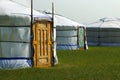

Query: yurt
[0,0,58,69]
[45,12,88,50]
[86,17,120,46]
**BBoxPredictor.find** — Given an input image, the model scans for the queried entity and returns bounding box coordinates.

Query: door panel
[33,21,52,67]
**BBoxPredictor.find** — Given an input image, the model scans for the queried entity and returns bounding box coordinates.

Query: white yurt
[0,0,58,69]
[45,12,88,50]
[86,17,120,46]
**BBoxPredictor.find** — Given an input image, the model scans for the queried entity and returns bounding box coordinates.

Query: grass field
[0,46,120,80]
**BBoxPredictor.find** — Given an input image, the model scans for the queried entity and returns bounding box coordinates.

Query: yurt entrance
[78,27,87,50]
[32,19,53,68]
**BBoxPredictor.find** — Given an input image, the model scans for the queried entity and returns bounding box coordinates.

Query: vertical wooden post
[31,0,34,66]
[52,2,54,65]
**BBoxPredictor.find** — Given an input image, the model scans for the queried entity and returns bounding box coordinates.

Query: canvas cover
[0,14,31,69]
[0,0,58,69]
[86,17,120,46]
[0,0,51,20]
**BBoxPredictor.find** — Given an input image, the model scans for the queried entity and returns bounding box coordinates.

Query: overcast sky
[33,0,120,24]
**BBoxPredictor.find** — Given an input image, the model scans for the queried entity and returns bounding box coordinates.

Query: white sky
[33,0,120,24]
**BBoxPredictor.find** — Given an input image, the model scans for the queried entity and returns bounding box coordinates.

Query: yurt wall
[56,26,87,50]
[0,14,31,69]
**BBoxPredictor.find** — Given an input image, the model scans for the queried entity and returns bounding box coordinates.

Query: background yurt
[45,12,88,50]
[86,17,120,46]
[0,0,58,69]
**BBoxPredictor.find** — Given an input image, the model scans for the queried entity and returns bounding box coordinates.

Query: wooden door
[33,20,53,67]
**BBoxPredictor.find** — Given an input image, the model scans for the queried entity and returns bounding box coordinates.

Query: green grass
[0,46,120,80]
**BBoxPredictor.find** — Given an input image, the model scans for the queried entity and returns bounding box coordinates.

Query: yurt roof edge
[86,17,120,28]
[0,0,52,21]
[43,12,85,27]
